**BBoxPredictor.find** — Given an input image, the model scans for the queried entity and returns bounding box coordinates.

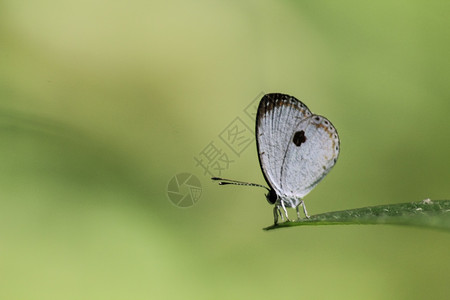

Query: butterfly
[213,93,340,224]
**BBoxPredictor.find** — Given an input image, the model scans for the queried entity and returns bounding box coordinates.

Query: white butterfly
[213,93,340,224]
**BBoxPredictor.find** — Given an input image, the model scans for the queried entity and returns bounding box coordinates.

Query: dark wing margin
[255,93,312,196]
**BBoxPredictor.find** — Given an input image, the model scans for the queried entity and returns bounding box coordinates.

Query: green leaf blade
[263,200,450,231]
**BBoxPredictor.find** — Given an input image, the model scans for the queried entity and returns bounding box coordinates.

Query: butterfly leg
[273,204,284,225]
[273,205,278,225]
[300,200,310,219]
[280,201,290,222]
[276,205,285,221]
[295,205,302,220]
[278,206,285,221]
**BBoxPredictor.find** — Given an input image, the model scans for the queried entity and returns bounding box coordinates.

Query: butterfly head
[265,188,278,205]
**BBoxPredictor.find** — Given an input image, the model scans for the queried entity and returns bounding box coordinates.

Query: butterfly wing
[256,93,340,200]
[280,114,340,198]
[256,93,313,194]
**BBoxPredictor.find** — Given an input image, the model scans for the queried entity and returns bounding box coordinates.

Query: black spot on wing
[292,130,306,147]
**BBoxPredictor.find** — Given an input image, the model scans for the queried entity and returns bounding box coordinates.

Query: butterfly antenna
[211,177,270,191]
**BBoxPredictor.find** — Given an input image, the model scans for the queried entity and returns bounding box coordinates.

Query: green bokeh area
[1,1,449,299]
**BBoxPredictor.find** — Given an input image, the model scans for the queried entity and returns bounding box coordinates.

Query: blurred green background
[1,1,449,299]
